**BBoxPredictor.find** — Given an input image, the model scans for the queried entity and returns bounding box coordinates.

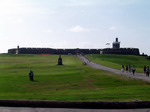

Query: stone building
[8,38,140,55]
[8,47,101,55]
[113,38,120,49]
[100,38,140,55]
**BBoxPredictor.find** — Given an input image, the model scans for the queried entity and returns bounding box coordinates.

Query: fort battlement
[7,38,140,55]
[8,47,140,55]
[8,48,101,55]
[101,48,140,55]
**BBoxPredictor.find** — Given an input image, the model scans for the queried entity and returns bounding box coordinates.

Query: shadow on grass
[29,80,39,82]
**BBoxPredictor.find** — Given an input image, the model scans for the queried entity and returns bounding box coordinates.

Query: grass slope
[0,54,150,101]
[85,54,150,73]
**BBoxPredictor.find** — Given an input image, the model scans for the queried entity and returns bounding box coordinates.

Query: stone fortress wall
[100,38,140,55]
[8,38,140,55]
[101,48,140,55]
[8,47,140,55]
[8,48,101,55]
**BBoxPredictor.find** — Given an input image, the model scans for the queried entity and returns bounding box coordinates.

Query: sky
[0,0,150,54]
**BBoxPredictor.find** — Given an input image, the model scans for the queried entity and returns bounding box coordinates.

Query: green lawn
[85,54,150,73]
[0,54,150,101]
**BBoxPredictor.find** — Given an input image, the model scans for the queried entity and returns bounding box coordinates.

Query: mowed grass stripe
[0,54,150,101]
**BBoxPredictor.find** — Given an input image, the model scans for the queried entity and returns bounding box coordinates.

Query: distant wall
[8,48,101,55]
[102,48,140,55]
[8,47,140,55]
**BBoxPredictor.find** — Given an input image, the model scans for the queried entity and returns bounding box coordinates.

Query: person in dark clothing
[29,70,34,81]
[146,66,150,77]
[144,65,147,74]
[126,65,128,72]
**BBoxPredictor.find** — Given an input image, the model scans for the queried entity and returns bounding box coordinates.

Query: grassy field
[0,54,150,101]
[85,54,150,73]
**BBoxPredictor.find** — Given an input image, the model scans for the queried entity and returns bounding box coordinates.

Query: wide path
[0,107,150,112]
[77,55,150,83]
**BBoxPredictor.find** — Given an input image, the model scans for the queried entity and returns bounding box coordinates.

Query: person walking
[146,66,150,77]
[29,70,34,81]
[144,65,147,74]
[132,65,136,75]
[126,65,129,72]
[121,65,124,72]
[129,64,131,73]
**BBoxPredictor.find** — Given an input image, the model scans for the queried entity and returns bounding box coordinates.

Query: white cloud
[30,41,100,49]
[101,0,140,6]
[14,18,24,24]
[0,0,57,19]
[43,29,53,33]
[69,25,90,32]
[109,26,117,30]
[65,0,94,6]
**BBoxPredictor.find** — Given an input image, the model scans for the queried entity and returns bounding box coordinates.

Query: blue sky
[0,0,150,54]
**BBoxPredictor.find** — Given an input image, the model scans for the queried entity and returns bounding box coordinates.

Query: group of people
[121,65,150,76]
[144,66,150,77]
[121,64,136,75]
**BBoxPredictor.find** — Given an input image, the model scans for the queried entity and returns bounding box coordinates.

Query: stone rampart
[8,48,101,55]
[8,47,140,55]
[102,48,140,55]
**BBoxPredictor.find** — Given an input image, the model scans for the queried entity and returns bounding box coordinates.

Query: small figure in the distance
[146,66,150,77]
[132,65,136,75]
[144,65,147,74]
[29,70,34,81]
[128,64,131,73]
[121,65,124,72]
[125,65,129,72]
[83,62,87,65]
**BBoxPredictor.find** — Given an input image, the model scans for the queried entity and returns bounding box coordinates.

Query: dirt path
[77,55,150,83]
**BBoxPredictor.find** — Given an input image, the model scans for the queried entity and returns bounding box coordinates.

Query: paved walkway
[0,107,150,112]
[77,55,150,83]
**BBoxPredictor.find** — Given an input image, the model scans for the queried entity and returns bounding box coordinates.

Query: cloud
[13,18,24,24]
[0,0,57,19]
[43,29,53,33]
[109,26,117,30]
[102,0,140,6]
[32,41,99,49]
[65,0,94,6]
[69,25,90,32]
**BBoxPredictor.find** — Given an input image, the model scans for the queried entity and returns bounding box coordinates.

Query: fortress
[8,38,140,55]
